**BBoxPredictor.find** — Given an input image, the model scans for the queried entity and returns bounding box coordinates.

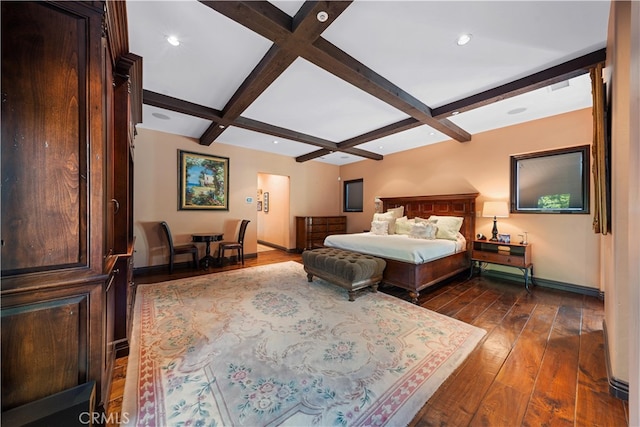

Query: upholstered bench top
[302,248,386,282]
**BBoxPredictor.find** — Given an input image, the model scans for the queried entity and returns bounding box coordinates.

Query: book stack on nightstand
[470,240,534,291]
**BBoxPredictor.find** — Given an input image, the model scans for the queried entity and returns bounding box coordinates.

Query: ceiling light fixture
[507,107,528,115]
[317,11,328,22]
[451,111,460,116]
[273,140,279,144]
[166,35,180,46]
[456,33,472,46]
[218,124,225,129]
[152,112,170,120]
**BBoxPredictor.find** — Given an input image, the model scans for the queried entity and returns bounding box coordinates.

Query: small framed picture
[498,234,511,244]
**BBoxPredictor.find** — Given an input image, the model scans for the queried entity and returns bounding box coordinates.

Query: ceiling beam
[143,90,223,121]
[142,90,383,160]
[297,118,423,162]
[304,38,471,142]
[432,48,606,119]
[203,0,471,154]
[197,1,353,146]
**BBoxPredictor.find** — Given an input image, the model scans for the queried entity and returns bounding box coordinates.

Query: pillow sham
[409,222,438,240]
[387,206,404,219]
[394,217,414,235]
[370,220,389,235]
[428,215,463,240]
[373,211,397,234]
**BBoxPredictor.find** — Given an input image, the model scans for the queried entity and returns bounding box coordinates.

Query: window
[343,179,363,212]
[510,145,590,214]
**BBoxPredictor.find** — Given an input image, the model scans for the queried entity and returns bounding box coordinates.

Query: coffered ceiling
[126,0,609,165]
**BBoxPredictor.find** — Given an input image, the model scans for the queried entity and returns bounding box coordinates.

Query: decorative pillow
[409,222,438,240]
[373,211,397,234]
[370,220,389,236]
[394,217,414,235]
[428,215,464,240]
[414,216,438,225]
[387,206,404,219]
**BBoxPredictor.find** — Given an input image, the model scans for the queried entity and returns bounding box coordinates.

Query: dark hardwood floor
[107,249,629,426]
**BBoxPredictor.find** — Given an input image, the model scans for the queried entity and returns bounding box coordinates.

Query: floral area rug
[122,261,485,426]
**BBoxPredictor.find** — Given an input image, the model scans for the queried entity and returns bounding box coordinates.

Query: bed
[324,193,478,303]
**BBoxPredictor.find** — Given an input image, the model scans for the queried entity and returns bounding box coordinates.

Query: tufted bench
[302,248,386,301]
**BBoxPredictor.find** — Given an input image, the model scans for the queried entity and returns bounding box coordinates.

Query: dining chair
[159,221,198,273]
[217,219,250,266]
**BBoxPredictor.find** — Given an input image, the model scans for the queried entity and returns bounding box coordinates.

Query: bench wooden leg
[306,273,313,282]
[371,283,379,293]
[348,290,356,302]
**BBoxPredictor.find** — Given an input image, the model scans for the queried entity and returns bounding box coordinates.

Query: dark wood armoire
[1,0,141,416]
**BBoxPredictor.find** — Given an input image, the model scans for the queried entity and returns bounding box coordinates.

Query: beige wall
[133,128,340,267]
[628,1,640,419]
[603,0,639,407]
[340,108,599,288]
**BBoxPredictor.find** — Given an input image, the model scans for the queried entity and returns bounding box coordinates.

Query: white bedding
[323,233,466,264]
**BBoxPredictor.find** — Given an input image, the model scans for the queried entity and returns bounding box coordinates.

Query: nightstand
[470,240,534,292]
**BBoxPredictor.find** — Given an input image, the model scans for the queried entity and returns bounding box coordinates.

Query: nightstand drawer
[472,250,527,267]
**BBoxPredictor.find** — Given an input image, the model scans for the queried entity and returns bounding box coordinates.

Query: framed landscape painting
[178,150,229,210]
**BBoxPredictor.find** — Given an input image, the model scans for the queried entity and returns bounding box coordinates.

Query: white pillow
[370,220,389,235]
[387,206,404,219]
[415,216,437,225]
[428,215,464,240]
[373,211,397,234]
[409,222,438,240]
[394,217,414,235]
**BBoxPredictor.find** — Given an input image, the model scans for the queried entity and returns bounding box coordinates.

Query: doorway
[256,173,290,251]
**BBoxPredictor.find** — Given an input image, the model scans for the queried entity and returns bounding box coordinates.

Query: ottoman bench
[302,248,386,301]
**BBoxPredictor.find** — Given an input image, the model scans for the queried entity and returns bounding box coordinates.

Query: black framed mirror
[510,145,590,214]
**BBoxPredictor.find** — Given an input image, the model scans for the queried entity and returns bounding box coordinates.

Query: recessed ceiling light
[452,111,460,116]
[378,146,384,149]
[218,124,225,129]
[429,132,435,136]
[166,35,180,46]
[456,33,472,46]
[152,112,170,120]
[273,140,279,144]
[507,107,528,115]
[317,11,328,22]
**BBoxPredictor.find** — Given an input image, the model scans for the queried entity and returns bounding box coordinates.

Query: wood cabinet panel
[1,282,103,411]
[0,1,99,275]
[0,0,138,414]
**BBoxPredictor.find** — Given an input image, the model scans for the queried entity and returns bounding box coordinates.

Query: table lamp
[482,201,509,241]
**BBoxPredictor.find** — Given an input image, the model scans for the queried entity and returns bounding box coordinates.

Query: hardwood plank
[469,304,557,425]
[576,308,628,426]
[413,300,537,425]
[522,305,582,426]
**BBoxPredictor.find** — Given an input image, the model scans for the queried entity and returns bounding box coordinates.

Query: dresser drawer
[472,250,527,268]
[327,217,346,225]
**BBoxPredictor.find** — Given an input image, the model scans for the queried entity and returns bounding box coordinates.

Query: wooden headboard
[381,193,479,251]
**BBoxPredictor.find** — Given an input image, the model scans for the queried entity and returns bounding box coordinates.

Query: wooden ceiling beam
[197,1,353,146]
[304,38,471,142]
[432,48,606,119]
[143,90,223,121]
[338,118,422,149]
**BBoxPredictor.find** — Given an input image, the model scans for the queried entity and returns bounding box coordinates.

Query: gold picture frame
[178,150,229,210]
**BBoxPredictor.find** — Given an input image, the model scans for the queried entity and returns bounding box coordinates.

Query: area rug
[122,261,485,426]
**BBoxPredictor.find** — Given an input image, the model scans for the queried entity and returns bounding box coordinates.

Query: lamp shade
[482,201,509,218]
